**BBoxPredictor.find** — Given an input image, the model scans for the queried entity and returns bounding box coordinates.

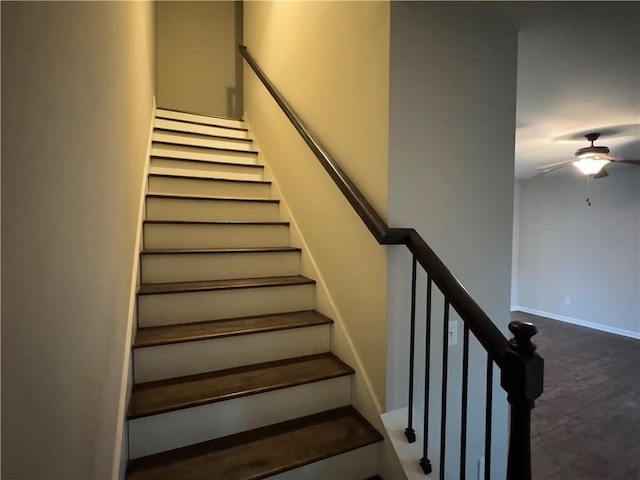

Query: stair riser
[140,251,300,284]
[148,176,270,198]
[138,284,314,327]
[154,118,250,139]
[145,198,280,223]
[128,376,351,459]
[134,324,331,382]
[143,223,288,250]
[150,158,263,181]
[156,109,245,129]
[151,144,257,165]
[269,444,379,480]
[153,131,253,151]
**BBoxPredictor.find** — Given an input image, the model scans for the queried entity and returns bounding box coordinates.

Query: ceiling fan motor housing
[575,134,609,158]
[575,144,610,158]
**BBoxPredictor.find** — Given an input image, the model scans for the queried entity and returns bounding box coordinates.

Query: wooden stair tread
[151,155,263,169]
[125,406,383,480]
[133,310,333,348]
[155,116,249,132]
[143,220,288,226]
[154,127,253,144]
[153,140,258,155]
[141,247,301,256]
[146,193,279,204]
[138,275,315,296]
[149,172,270,184]
[127,353,354,419]
[156,107,246,125]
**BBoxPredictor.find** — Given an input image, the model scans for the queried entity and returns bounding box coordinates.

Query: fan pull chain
[585,175,592,206]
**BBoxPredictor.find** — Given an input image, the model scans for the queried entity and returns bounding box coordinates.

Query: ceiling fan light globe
[572,158,610,175]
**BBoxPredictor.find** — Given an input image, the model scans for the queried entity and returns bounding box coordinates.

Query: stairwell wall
[242,0,390,409]
[387,2,518,477]
[1,2,155,478]
[156,1,243,118]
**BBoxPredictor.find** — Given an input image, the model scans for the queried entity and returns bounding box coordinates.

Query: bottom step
[126,406,383,480]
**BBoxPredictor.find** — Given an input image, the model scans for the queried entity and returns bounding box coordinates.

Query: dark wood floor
[511,311,640,480]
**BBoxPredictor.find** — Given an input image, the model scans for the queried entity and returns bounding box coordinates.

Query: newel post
[501,321,544,480]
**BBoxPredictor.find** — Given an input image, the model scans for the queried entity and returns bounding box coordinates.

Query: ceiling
[507,2,640,179]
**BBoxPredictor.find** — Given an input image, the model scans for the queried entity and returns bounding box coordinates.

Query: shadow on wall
[227,87,240,119]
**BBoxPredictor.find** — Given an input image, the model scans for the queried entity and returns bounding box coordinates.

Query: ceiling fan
[533,132,640,179]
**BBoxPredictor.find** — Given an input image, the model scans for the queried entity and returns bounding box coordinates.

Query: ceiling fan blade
[593,166,609,179]
[532,164,569,178]
[611,157,640,166]
[535,159,574,170]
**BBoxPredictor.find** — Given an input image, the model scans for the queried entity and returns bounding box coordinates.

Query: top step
[156,108,246,131]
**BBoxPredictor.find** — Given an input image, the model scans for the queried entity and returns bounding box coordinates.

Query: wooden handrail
[239,44,512,365]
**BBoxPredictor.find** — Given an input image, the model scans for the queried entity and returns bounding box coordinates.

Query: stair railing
[240,45,544,480]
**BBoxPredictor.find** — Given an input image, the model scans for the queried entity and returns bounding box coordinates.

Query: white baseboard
[243,115,384,415]
[112,96,156,479]
[512,305,640,340]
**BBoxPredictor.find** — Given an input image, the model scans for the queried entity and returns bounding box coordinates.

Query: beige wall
[243,1,390,407]
[1,2,155,478]
[156,1,242,118]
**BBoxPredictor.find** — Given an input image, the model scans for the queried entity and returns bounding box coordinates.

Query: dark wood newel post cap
[508,321,538,356]
[503,321,544,401]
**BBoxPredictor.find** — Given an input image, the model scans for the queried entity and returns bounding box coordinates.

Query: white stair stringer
[128,375,350,459]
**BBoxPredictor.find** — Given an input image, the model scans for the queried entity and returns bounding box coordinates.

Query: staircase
[125,108,383,479]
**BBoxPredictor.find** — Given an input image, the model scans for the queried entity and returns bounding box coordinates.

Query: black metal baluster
[485,355,493,480]
[460,323,470,479]
[439,300,450,480]
[420,275,433,474]
[405,256,418,443]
